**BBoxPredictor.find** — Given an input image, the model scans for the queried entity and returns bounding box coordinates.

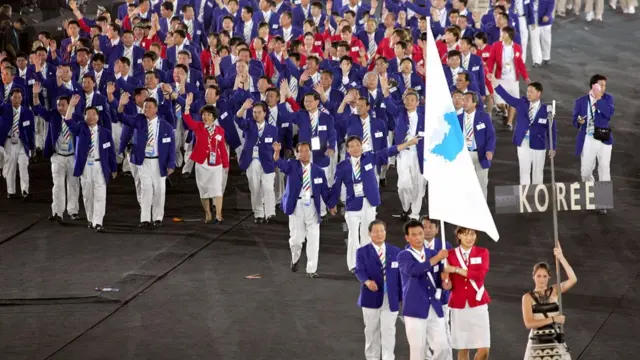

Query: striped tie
[269,110,277,126]
[244,24,251,43]
[61,121,71,142]
[89,129,95,158]
[79,67,87,82]
[302,165,311,195]
[258,123,264,138]
[147,121,155,148]
[528,103,536,125]
[362,120,370,147]
[4,86,10,101]
[465,113,473,142]
[404,75,411,91]
[588,101,596,135]
[353,159,361,180]
[289,77,298,101]
[11,109,19,137]
[311,115,317,134]
[379,249,386,282]
[86,94,92,108]
[368,35,377,63]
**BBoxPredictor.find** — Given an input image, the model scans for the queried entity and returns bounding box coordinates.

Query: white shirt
[502,44,516,80]
[282,26,292,42]
[368,89,378,99]
[350,155,361,169]
[460,247,472,262]
[373,243,385,258]
[424,239,435,250]
[268,106,279,126]
[146,117,159,156]
[88,125,99,161]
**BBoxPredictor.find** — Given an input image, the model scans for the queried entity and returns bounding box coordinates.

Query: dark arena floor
[1,3,640,360]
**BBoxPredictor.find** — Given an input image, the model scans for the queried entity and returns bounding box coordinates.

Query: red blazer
[183,114,230,168]
[476,44,492,65]
[447,246,491,309]
[200,48,215,77]
[486,41,529,81]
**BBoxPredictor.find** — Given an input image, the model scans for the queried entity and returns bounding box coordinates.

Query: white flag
[422,18,499,241]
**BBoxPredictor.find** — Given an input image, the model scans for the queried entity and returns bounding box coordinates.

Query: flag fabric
[422,18,500,241]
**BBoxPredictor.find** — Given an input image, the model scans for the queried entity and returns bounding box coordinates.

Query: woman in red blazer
[183,94,229,224]
[443,227,491,360]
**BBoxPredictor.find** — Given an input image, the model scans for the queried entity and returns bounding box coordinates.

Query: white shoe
[595,15,603,20]
[623,7,629,12]
[609,1,616,9]
[630,6,636,13]
[567,2,573,9]
[586,11,595,21]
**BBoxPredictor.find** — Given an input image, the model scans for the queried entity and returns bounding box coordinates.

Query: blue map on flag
[431,110,465,162]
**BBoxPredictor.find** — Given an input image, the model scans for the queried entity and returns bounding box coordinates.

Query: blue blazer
[526,0,555,26]
[495,85,557,151]
[31,63,57,105]
[424,238,453,305]
[166,44,201,70]
[33,105,74,158]
[65,115,117,183]
[462,54,486,96]
[108,45,145,74]
[397,248,445,319]
[0,82,28,106]
[117,113,177,176]
[355,243,403,312]
[0,104,35,153]
[343,114,389,155]
[383,97,427,173]
[328,146,399,211]
[214,100,242,150]
[88,70,116,96]
[292,111,337,168]
[291,4,313,28]
[273,26,303,43]
[234,117,278,173]
[457,111,496,169]
[275,159,331,223]
[392,72,425,99]
[572,93,614,156]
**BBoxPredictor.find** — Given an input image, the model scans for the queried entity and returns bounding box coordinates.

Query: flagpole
[547,100,563,316]
[440,220,448,267]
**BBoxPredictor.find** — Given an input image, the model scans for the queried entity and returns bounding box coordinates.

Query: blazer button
[465,286,468,289]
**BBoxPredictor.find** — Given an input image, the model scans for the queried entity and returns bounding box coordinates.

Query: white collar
[350,155,361,163]
[372,242,385,253]
[424,239,435,249]
[85,92,94,98]
[308,110,319,119]
[360,115,370,123]
[465,110,476,118]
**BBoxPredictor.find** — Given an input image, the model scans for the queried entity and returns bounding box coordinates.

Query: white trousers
[122,148,132,172]
[518,16,529,63]
[397,150,425,219]
[516,140,546,185]
[529,25,552,65]
[425,305,453,360]
[405,307,451,360]
[51,154,80,216]
[112,123,124,164]
[80,162,107,226]
[321,165,335,217]
[362,294,399,360]
[175,121,187,168]
[138,158,166,222]
[2,140,29,195]
[183,140,195,174]
[345,198,377,270]
[470,152,489,201]
[247,159,276,218]
[289,198,320,273]
[275,167,285,204]
[35,116,46,150]
[580,135,612,182]
[387,131,396,165]
[128,153,142,206]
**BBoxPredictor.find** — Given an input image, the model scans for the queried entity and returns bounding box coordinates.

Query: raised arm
[553,245,577,294]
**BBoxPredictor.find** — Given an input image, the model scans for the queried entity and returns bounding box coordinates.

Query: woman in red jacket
[443,227,491,360]
[183,93,230,224]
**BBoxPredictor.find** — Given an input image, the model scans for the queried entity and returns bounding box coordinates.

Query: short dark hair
[144,97,159,107]
[200,104,218,118]
[346,135,362,147]
[403,219,423,235]
[589,74,607,88]
[253,101,268,113]
[463,91,479,105]
[454,226,477,245]
[85,105,99,115]
[296,141,311,152]
[419,215,440,227]
[368,219,386,233]
[528,81,543,93]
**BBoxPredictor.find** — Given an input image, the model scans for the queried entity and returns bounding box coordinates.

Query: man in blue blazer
[64,95,117,233]
[108,31,145,76]
[526,0,554,67]
[459,38,486,98]
[181,5,207,50]
[273,141,331,277]
[381,79,427,222]
[1,65,28,106]
[117,93,176,228]
[0,89,34,199]
[291,92,338,217]
[74,74,113,132]
[355,219,403,360]
[572,74,614,210]
[166,30,202,71]
[265,87,294,205]
[421,216,454,358]
[495,82,556,185]
[397,220,450,360]
[329,135,419,272]
[234,99,279,224]
[32,85,80,222]
[291,0,313,29]
[459,92,496,200]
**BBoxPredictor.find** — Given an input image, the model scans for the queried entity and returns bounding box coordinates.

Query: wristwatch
[454,267,459,274]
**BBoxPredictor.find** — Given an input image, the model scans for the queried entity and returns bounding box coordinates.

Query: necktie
[534,0,539,25]
[368,34,377,62]
[463,55,470,70]
[588,101,596,135]
[86,94,92,108]
[284,28,291,42]
[41,67,47,79]
[206,124,214,135]
[147,121,155,149]
[463,252,469,264]
[362,120,370,147]
[79,67,87,81]
[353,159,361,180]
[89,129,96,158]
[61,121,71,143]
[258,123,264,138]
[311,114,317,134]
[465,113,474,142]
[269,110,277,126]
[95,72,102,89]
[528,103,536,125]
[420,252,425,261]
[11,109,19,137]
[404,75,411,91]
[379,249,386,282]
[4,86,10,101]
[124,47,132,60]
[198,0,205,23]
[302,165,311,195]
[244,24,252,43]
[174,85,182,118]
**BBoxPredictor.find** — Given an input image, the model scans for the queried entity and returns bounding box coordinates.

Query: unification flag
[422,19,500,241]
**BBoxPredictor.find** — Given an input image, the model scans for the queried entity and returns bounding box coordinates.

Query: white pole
[547,100,562,316]
[440,219,448,266]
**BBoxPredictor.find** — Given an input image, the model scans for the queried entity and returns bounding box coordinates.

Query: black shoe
[254,217,264,224]
[182,172,191,179]
[307,272,319,278]
[542,60,550,65]
[139,221,151,228]
[265,215,275,224]
[291,260,300,272]
[49,214,64,223]
[166,177,173,188]
[532,63,542,68]
[69,213,80,220]
[123,171,132,177]
[349,268,355,274]
[94,224,105,233]
[7,193,19,199]
[379,178,388,187]
[598,209,607,215]
[22,191,30,201]
[212,218,224,224]
[153,220,163,227]
[87,222,93,229]
[400,211,410,222]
